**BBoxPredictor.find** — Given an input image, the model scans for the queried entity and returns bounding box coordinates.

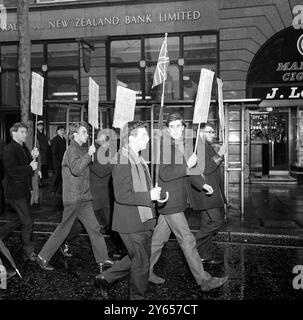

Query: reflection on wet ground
[1,235,303,300]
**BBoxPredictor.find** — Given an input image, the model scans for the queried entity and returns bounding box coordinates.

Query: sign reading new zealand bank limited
[249,27,303,100]
[0,0,217,40]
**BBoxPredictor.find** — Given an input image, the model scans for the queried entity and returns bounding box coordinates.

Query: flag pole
[154,33,169,203]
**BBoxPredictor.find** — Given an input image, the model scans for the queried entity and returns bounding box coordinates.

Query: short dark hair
[121,121,148,145]
[56,125,65,132]
[69,121,89,140]
[165,113,186,127]
[202,122,215,130]
[10,122,28,137]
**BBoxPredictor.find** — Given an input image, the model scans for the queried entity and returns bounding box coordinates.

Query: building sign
[252,86,303,100]
[248,27,303,100]
[0,0,217,41]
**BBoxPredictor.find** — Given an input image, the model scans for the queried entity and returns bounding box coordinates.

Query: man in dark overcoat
[187,122,227,264]
[2,123,39,261]
[51,125,66,194]
[36,120,49,180]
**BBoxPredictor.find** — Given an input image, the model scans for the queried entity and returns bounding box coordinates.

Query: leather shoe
[99,260,115,273]
[201,258,222,265]
[95,274,110,300]
[23,251,37,262]
[60,243,73,258]
[200,276,228,291]
[36,255,54,271]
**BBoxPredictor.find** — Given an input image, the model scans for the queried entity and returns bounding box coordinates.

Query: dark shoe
[60,243,73,258]
[200,276,228,291]
[201,258,222,265]
[23,251,37,262]
[99,260,115,273]
[36,255,54,271]
[95,274,110,300]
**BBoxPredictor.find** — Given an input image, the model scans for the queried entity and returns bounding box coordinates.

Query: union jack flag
[152,34,170,88]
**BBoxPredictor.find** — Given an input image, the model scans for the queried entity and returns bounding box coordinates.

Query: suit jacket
[111,149,156,234]
[3,140,35,200]
[51,135,66,169]
[188,140,226,210]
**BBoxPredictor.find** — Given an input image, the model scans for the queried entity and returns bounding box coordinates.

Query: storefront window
[1,71,18,106]
[110,39,141,64]
[109,33,218,101]
[110,67,141,99]
[31,44,44,68]
[47,70,79,100]
[146,65,180,100]
[48,43,79,67]
[183,35,217,61]
[183,64,217,100]
[145,37,179,62]
[1,45,18,68]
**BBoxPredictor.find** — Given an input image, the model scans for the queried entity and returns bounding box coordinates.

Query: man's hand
[38,171,42,179]
[31,147,39,159]
[187,153,198,168]
[202,184,213,195]
[88,145,96,156]
[30,160,38,171]
[150,186,162,201]
[218,143,227,156]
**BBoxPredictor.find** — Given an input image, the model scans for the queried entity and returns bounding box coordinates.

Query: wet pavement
[1,234,303,300]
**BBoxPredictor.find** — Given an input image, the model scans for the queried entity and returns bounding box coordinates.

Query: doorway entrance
[0,111,20,143]
[250,110,289,177]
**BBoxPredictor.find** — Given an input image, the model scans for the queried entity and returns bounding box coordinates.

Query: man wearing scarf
[149,113,227,291]
[95,121,161,300]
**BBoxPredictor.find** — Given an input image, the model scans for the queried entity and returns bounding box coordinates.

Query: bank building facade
[1,0,303,215]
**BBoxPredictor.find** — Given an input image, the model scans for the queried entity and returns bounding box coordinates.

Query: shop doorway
[250,110,289,177]
[0,111,20,143]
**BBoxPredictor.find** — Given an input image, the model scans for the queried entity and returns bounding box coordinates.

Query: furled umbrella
[0,239,22,279]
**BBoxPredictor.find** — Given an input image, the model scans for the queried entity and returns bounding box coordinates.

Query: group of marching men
[0,112,228,299]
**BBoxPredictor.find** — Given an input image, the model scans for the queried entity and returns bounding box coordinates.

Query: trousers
[39,201,109,263]
[195,207,224,259]
[103,230,152,300]
[150,212,208,285]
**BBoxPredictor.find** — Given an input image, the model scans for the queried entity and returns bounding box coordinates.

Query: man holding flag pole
[148,36,227,291]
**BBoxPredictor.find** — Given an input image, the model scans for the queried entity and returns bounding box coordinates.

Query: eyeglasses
[203,131,215,134]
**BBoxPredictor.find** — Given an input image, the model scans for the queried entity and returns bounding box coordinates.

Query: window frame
[107,31,219,101]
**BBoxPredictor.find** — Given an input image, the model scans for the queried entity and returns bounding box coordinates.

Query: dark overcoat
[3,140,34,200]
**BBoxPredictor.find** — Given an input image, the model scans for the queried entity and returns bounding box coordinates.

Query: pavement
[1,179,303,247]
[1,179,303,300]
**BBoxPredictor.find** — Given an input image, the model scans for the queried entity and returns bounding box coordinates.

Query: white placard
[193,68,214,124]
[113,86,136,129]
[88,77,99,129]
[31,72,44,116]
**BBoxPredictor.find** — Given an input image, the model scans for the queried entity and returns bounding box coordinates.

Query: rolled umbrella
[0,239,22,279]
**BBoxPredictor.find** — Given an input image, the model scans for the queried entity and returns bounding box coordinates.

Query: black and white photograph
[0,0,303,312]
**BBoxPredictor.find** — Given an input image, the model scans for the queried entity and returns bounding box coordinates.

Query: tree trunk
[17,0,33,149]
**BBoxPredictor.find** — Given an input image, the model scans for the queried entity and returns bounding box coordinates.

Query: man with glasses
[149,113,227,291]
[188,122,227,265]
